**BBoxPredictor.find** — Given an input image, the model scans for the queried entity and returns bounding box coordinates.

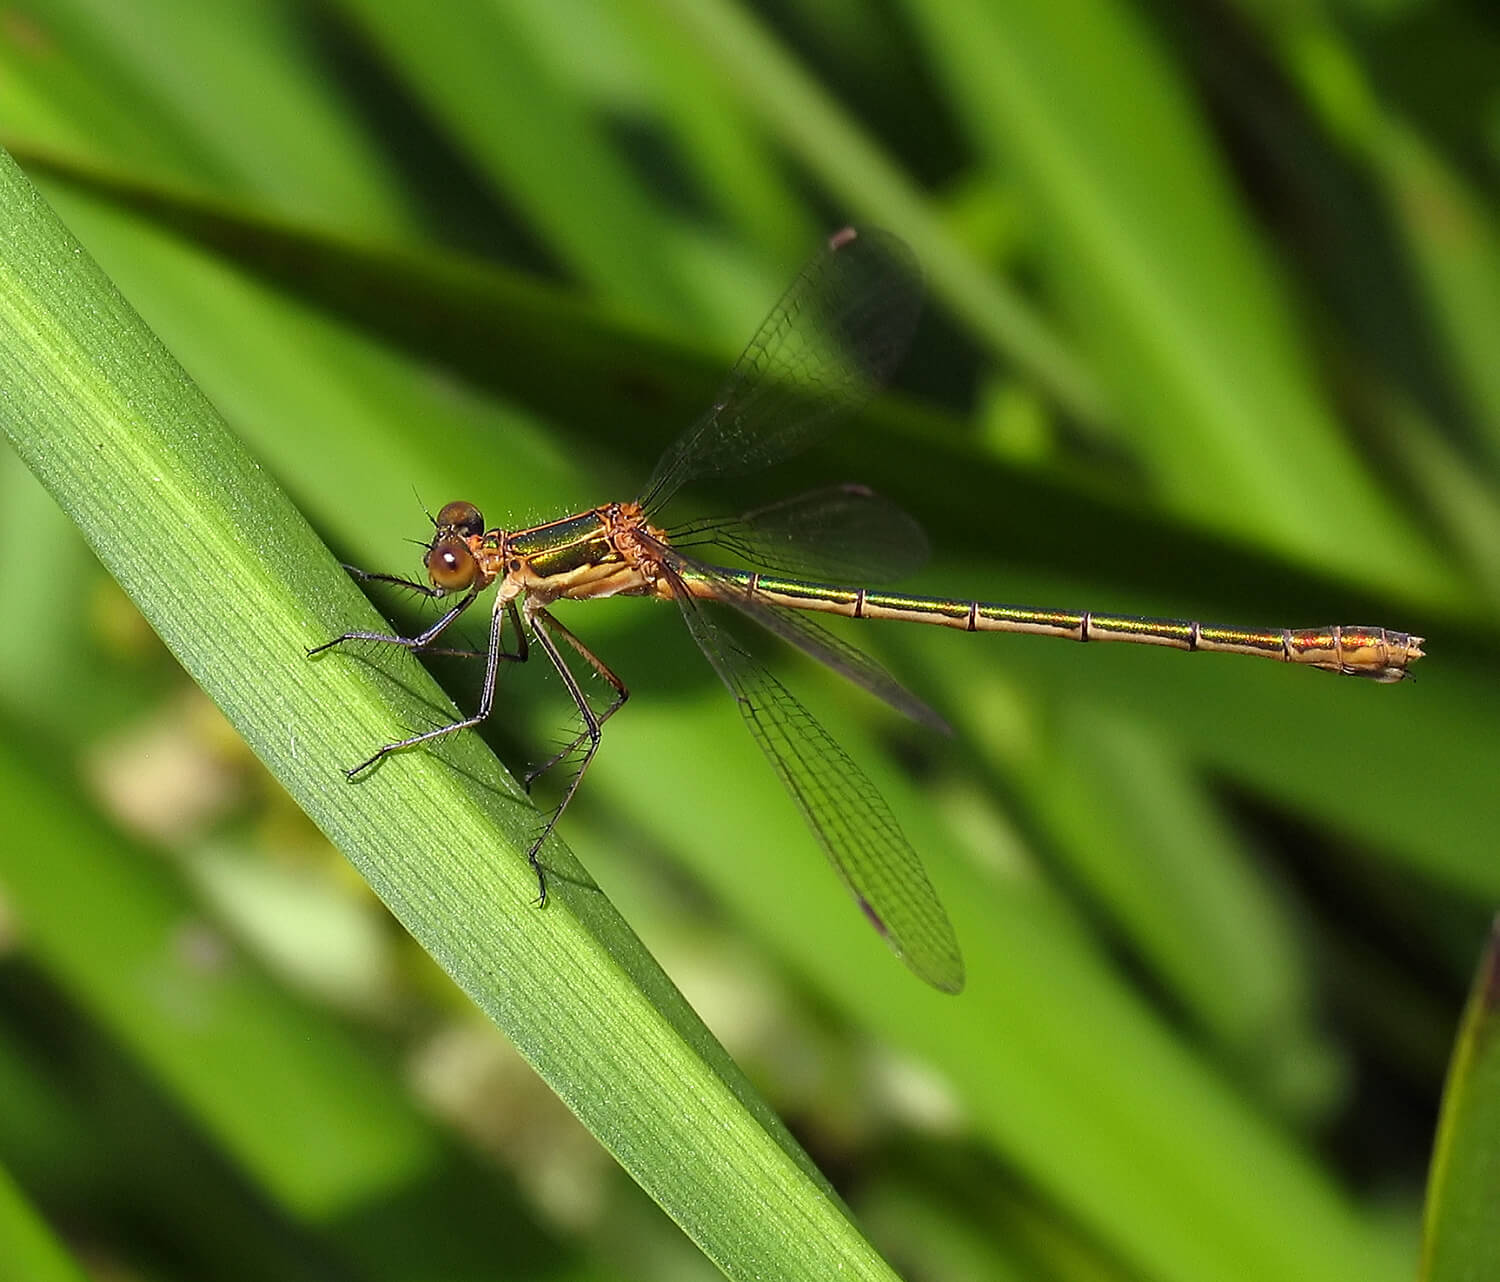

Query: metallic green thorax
[507,511,616,578]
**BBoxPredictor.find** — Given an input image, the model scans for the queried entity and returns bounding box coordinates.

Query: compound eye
[436,500,484,538]
[426,539,477,592]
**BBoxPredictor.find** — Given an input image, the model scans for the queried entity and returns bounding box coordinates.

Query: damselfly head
[425,501,485,592]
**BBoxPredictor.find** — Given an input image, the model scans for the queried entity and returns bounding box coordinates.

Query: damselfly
[313,227,1423,993]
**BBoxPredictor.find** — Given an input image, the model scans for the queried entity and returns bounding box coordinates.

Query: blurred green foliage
[0,0,1498,1279]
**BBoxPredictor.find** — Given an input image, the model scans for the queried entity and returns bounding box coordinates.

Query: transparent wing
[670,568,964,993]
[668,484,930,584]
[638,228,924,514]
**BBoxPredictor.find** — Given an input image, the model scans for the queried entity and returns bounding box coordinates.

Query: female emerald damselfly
[313,227,1423,993]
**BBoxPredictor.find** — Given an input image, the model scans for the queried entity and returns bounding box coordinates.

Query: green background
[0,1,1497,1279]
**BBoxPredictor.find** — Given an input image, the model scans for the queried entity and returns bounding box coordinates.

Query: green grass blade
[0,147,905,1282]
[1420,918,1500,1281]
